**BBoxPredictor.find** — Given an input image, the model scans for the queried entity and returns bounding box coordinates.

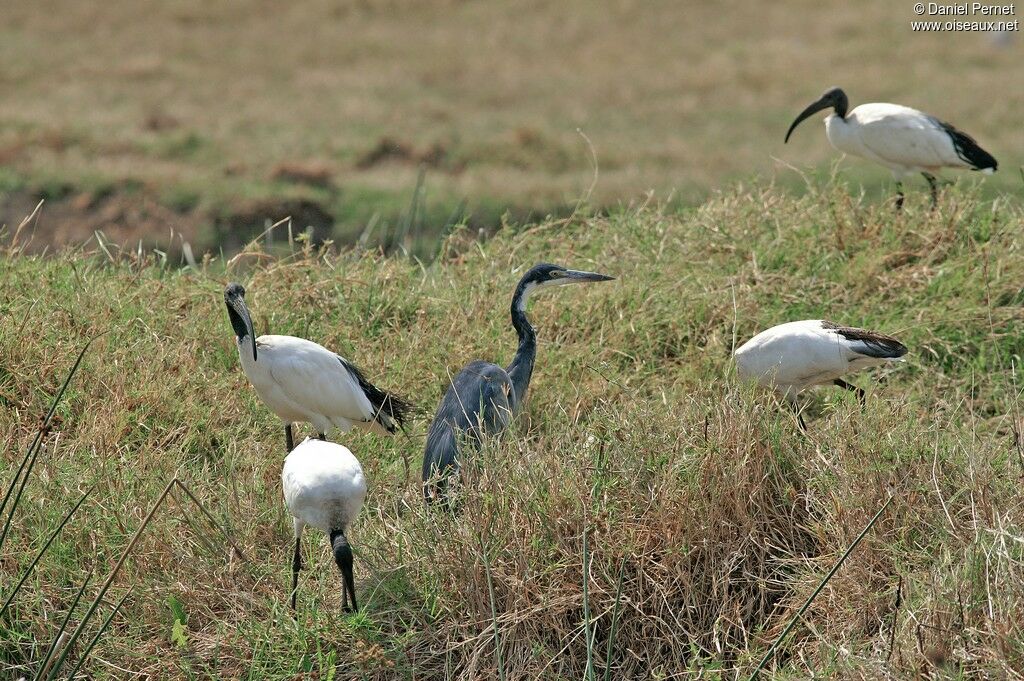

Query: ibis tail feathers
[338,358,415,433]
[934,119,997,172]
[822,321,908,359]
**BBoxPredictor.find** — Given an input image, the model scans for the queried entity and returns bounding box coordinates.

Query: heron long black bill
[784,96,833,143]
[561,269,616,283]
[225,293,257,361]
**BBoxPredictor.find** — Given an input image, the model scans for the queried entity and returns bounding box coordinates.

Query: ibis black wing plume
[338,358,416,433]
[822,321,908,359]
[932,118,997,171]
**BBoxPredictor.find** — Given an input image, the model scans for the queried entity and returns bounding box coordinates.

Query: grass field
[1,0,1022,253]
[2,185,1023,678]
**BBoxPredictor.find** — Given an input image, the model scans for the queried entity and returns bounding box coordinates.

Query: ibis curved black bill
[224,285,257,361]
[784,96,832,144]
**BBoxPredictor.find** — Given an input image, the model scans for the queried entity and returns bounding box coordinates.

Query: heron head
[513,263,615,311]
[224,283,257,361]
[785,86,849,143]
[527,263,615,287]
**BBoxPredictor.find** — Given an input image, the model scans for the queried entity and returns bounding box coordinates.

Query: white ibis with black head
[421,263,615,504]
[734,319,908,431]
[224,283,413,453]
[785,87,997,209]
[282,438,366,612]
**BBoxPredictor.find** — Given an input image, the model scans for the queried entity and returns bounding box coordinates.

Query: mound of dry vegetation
[2,187,1023,678]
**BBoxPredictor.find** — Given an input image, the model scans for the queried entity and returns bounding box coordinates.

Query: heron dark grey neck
[505,279,537,412]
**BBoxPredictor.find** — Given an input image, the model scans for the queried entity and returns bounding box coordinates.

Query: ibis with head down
[785,87,997,209]
[224,283,413,453]
[734,319,908,431]
[421,263,615,504]
[282,437,366,612]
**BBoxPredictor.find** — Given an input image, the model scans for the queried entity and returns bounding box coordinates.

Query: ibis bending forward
[224,283,413,453]
[282,438,366,612]
[421,264,614,504]
[734,319,908,431]
[785,87,997,208]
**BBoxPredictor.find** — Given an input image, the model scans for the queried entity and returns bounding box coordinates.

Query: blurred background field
[1,0,1021,254]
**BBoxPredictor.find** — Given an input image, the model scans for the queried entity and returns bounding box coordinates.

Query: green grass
[2,185,1024,678]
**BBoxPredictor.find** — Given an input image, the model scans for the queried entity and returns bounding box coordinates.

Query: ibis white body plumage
[786,87,996,208]
[224,283,412,453]
[735,319,908,429]
[823,104,993,179]
[238,334,397,436]
[282,438,367,611]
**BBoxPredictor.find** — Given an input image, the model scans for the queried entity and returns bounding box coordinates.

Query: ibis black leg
[285,424,295,453]
[317,432,327,441]
[923,173,938,209]
[290,536,302,610]
[894,183,905,211]
[834,378,866,407]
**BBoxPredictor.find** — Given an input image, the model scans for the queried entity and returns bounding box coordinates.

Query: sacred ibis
[224,283,413,453]
[421,263,614,504]
[785,87,997,209]
[734,319,908,431]
[282,437,366,612]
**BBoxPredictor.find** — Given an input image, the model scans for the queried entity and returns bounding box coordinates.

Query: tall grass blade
[602,557,626,681]
[747,495,894,680]
[32,571,93,681]
[479,536,506,681]
[0,487,93,620]
[582,528,595,681]
[0,333,104,552]
[171,479,248,562]
[61,587,133,680]
[398,167,427,253]
[44,479,176,678]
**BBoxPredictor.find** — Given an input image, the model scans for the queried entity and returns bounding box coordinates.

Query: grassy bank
[2,186,1023,678]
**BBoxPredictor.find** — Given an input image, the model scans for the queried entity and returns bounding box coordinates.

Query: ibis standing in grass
[785,87,997,209]
[224,283,413,453]
[282,438,366,612]
[734,319,908,431]
[421,263,615,504]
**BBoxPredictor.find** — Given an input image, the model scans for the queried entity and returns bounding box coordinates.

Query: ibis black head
[331,530,358,613]
[224,283,257,361]
[785,87,849,143]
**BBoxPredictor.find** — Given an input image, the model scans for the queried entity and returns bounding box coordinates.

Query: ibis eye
[550,270,566,280]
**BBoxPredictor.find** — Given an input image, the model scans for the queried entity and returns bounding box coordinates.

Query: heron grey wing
[478,373,513,435]
[421,361,513,498]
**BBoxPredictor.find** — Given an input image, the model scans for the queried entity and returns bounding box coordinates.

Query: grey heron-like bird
[421,263,615,504]
[282,437,366,612]
[224,283,413,453]
[785,87,997,209]
[734,319,908,431]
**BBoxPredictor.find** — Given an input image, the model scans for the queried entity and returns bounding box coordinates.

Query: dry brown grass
[3,187,1024,677]
[1,0,1021,250]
